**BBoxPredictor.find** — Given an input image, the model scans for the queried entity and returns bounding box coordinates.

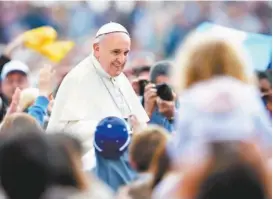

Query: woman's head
[172,31,255,93]
[0,113,42,137]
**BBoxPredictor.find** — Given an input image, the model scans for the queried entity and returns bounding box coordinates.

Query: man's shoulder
[65,56,94,80]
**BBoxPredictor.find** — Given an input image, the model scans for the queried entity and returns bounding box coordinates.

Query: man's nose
[12,81,20,88]
[117,54,126,64]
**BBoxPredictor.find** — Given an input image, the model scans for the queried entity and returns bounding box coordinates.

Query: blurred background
[0,1,271,83]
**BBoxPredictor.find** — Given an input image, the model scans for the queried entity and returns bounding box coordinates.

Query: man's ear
[93,43,99,58]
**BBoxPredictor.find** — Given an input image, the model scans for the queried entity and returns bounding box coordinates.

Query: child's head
[129,125,169,172]
[93,116,136,191]
[94,116,131,159]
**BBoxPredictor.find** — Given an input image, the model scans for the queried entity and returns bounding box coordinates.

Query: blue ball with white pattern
[94,116,131,159]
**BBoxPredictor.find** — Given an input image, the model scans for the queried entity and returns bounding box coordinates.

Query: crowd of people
[0,1,271,199]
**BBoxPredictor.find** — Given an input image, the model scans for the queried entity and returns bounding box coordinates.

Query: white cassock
[46,54,149,169]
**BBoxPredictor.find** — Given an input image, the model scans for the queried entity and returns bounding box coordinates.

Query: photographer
[257,71,272,116]
[143,61,177,132]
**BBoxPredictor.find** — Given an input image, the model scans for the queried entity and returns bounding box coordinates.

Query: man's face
[259,78,271,93]
[93,32,131,77]
[155,75,170,85]
[2,72,29,100]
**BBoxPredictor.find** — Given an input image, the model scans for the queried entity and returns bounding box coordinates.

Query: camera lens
[156,83,173,101]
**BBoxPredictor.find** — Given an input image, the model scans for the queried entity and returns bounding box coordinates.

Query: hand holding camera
[143,81,175,118]
[144,83,157,118]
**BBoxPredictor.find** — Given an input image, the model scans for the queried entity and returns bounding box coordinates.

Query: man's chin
[111,70,122,77]
[115,72,122,77]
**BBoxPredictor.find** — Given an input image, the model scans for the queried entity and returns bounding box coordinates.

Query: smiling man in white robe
[47,23,149,167]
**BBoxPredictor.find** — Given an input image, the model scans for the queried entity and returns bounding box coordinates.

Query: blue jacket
[149,107,174,132]
[28,96,49,126]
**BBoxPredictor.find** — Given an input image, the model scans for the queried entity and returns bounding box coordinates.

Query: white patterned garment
[168,76,272,166]
[93,57,132,119]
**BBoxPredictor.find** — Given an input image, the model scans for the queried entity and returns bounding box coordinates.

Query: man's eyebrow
[111,49,121,52]
[111,49,130,53]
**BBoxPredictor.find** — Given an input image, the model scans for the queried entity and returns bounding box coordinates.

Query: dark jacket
[0,55,11,122]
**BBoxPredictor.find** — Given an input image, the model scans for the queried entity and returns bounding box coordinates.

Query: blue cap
[94,116,131,159]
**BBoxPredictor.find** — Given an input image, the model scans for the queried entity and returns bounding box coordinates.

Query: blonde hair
[19,88,39,111]
[0,113,42,136]
[172,31,257,93]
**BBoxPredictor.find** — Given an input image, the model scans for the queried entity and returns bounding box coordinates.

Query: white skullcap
[95,22,129,38]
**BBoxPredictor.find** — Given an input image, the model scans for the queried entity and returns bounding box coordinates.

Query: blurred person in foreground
[143,61,177,132]
[47,22,148,153]
[117,125,170,199]
[169,31,272,166]
[92,116,136,192]
[0,132,52,199]
[0,112,42,137]
[171,141,271,199]
[155,106,272,199]
[0,132,114,199]
[45,133,114,199]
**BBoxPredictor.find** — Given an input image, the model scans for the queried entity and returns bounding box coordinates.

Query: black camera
[139,80,174,101]
[138,79,149,96]
[155,83,174,101]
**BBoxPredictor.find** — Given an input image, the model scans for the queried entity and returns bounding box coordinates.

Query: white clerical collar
[92,55,113,80]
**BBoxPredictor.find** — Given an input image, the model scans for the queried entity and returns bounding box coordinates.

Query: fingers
[38,65,56,97]
[144,83,157,99]
[144,83,155,92]
[12,87,21,103]
[6,87,21,116]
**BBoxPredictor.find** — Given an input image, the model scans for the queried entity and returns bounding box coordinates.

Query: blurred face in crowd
[93,32,131,77]
[2,72,29,101]
[155,75,169,85]
[138,71,150,80]
[259,77,271,94]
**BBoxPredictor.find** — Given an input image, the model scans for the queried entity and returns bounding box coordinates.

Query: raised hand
[6,87,21,116]
[38,64,56,98]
